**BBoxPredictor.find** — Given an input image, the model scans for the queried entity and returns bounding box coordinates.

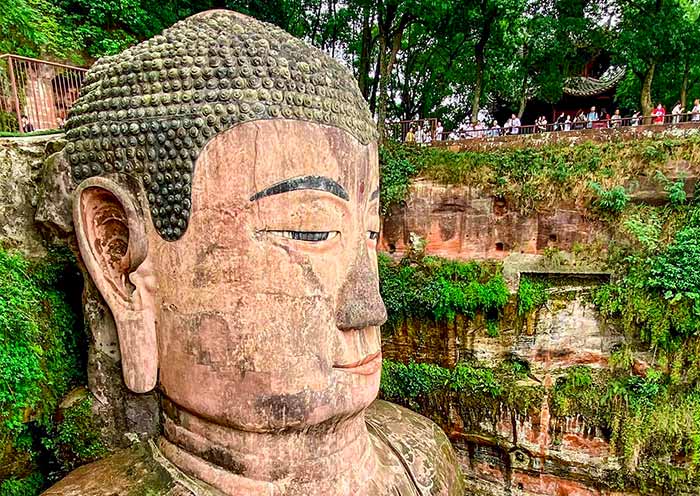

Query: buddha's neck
[158,399,378,496]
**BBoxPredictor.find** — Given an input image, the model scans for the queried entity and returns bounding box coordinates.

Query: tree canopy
[2,0,699,132]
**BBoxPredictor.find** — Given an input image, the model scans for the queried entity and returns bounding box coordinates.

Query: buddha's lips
[333,351,382,375]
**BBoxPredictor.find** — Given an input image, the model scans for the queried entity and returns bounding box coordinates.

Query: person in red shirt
[653,103,666,124]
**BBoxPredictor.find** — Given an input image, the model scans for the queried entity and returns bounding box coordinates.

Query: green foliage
[42,396,105,474]
[0,247,87,494]
[0,473,45,496]
[595,206,700,352]
[380,358,542,415]
[550,365,700,490]
[0,248,82,434]
[0,130,64,138]
[655,171,687,208]
[0,111,19,134]
[379,144,419,214]
[378,135,700,214]
[0,0,76,57]
[378,253,509,328]
[517,277,547,316]
[589,182,629,215]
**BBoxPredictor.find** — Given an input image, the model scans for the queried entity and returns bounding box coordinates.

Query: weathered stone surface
[0,135,63,257]
[380,157,699,263]
[50,7,465,491]
[43,401,462,496]
[383,280,630,495]
[35,145,74,242]
[380,180,605,261]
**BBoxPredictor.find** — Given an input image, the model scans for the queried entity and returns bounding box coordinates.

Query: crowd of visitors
[403,98,700,143]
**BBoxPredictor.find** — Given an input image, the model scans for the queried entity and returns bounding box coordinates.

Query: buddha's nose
[335,248,388,331]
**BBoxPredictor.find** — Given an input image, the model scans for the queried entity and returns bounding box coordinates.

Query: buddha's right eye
[264,230,339,242]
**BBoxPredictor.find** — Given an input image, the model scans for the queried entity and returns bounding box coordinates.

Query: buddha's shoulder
[41,442,219,496]
[365,400,464,496]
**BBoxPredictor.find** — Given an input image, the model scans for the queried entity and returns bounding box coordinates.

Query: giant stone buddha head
[66,9,386,436]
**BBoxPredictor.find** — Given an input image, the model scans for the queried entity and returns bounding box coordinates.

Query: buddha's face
[148,119,386,430]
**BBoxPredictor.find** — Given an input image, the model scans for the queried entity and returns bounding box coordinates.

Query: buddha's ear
[73,176,158,393]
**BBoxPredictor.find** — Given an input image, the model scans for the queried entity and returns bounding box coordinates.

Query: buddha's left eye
[368,231,379,240]
[265,230,339,242]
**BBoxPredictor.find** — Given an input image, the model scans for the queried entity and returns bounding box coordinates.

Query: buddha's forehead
[191,120,376,208]
[64,9,377,241]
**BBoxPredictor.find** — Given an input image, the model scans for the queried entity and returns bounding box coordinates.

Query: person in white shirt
[435,121,443,141]
[415,126,425,143]
[691,99,700,122]
[610,109,622,128]
[672,102,683,124]
[564,114,572,131]
[631,111,641,126]
[488,120,501,137]
[508,114,520,134]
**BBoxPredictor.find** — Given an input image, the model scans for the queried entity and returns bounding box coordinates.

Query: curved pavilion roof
[563,66,626,97]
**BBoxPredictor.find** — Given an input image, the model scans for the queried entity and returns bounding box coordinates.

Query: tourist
[415,125,425,144]
[574,110,587,130]
[506,114,520,134]
[610,109,622,128]
[652,103,666,124]
[587,106,598,128]
[601,108,611,126]
[554,112,566,131]
[535,115,547,133]
[672,102,684,124]
[20,115,34,133]
[488,119,501,137]
[692,99,700,122]
[405,126,416,143]
[435,121,444,141]
[460,122,473,139]
[564,114,572,131]
[631,110,642,126]
[473,120,486,138]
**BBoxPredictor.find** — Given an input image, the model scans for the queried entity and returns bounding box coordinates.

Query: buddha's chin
[163,373,381,432]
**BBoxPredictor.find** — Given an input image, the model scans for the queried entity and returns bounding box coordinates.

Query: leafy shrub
[517,277,548,315]
[379,144,419,214]
[589,181,629,214]
[654,171,687,208]
[378,254,509,327]
[42,396,105,473]
[0,247,87,493]
[380,358,542,416]
[0,473,44,496]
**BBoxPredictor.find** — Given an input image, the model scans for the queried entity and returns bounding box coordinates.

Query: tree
[0,0,73,58]
[614,0,687,118]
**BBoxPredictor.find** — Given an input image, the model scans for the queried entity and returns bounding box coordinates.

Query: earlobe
[73,176,158,393]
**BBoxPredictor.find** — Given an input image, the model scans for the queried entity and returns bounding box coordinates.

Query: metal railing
[0,54,87,133]
[394,112,700,143]
[386,118,439,143]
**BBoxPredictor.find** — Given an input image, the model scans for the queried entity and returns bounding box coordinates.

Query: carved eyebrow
[250,175,349,202]
[369,188,380,201]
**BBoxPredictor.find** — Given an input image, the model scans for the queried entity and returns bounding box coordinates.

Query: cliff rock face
[381,179,607,260]
[0,135,60,257]
[378,172,700,495]
[0,136,159,455]
[383,281,627,496]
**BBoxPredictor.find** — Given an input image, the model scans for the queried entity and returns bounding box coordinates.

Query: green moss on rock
[0,246,89,493]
